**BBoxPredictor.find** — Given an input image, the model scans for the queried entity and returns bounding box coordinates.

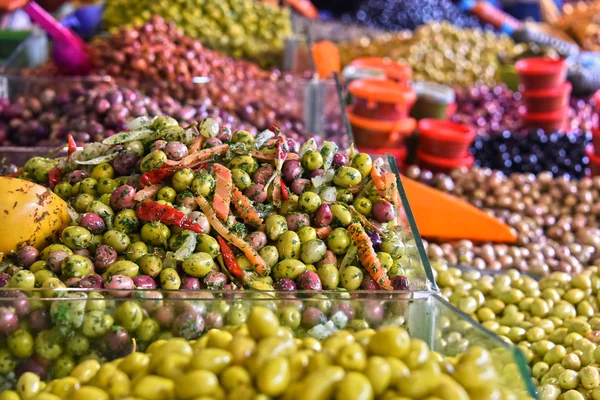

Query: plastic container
[410,82,456,120]
[348,57,412,86]
[521,81,572,113]
[592,128,600,155]
[587,144,600,176]
[417,119,476,159]
[595,90,600,114]
[515,57,567,90]
[522,108,568,132]
[348,78,417,121]
[417,150,475,173]
[460,0,522,32]
[348,107,416,148]
[511,27,579,58]
[495,64,519,92]
[358,145,408,167]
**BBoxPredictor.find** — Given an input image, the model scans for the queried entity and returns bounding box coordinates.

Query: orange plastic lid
[520,82,572,98]
[515,57,566,76]
[0,0,28,11]
[417,149,474,168]
[592,127,600,138]
[358,145,407,159]
[418,119,475,144]
[522,108,568,121]
[349,58,412,83]
[587,144,600,164]
[312,41,340,78]
[348,107,417,134]
[284,0,318,19]
[348,78,417,105]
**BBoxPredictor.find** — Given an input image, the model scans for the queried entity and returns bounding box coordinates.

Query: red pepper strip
[275,133,288,170]
[216,236,246,281]
[6,168,24,178]
[140,166,183,186]
[48,167,63,190]
[67,134,77,156]
[135,200,204,233]
[280,178,290,201]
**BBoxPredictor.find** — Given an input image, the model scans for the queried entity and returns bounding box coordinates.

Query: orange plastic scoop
[400,174,517,243]
[285,0,318,19]
[312,41,340,79]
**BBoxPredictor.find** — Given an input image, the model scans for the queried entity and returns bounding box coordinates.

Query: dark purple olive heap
[0,84,252,147]
[342,0,484,31]
[472,129,591,179]
[407,165,600,275]
[452,85,596,136]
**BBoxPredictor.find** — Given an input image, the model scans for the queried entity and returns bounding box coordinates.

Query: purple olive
[110,185,136,211]
[204,137,223,148]
[364,301,385,325]
[286,212,310,232]
[274,278,297,291]
[65,170,89,184]
[165,141,188,160]
[360,275,379,291]
[297,271,322,291]
[79,213,106,234]
[48,251,69,274]
[16,359,46,380]
[28,309,50,332]
[113,150,138,176]
[8,291,29,317]
[180,276,201,290]
[313,204,333,227]
[95,245,118,272]
[367,231,382,252]
[244,184,267,203]
[133,275,157,289]
[0,307,18,334]
[316,250,337,268]
[154,306,176,327]
[253,165,274,185]
[301,306,325,329]
[391,276,410,290]
[246,231,267,251]
[205,312,224,329]
[17,246,38,267]
[372,200,396,223]
[330,303,356,321]
[173,311,205,340]
[203,271,227,289]
[105,327,134,358]
[310,169,325,178]
[0,273,9,287]
[332,153,348,167]
[77,275,105,289]
[282,160,303,183]
[290,179,311,195]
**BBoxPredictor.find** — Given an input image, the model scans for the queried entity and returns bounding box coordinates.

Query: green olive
[277,231,301,260]
[334,167,362,188]
[318,264,340,290]
[61,226,93,250]
[126,241,148,262]
[116,301,144,331]
[299,191,321,213]
[9,270,36,289]
[351,153,373,178]
[232,130,255,146]
[301,150,324,171]
[353,197,372,216]
[231,168,252,190]
[172,168,195,193]
[160,268,181,290]
[140,150,168,173]
[327,228,351,255]
[138,254,163,277]
[301,239,327,264]
[196,234,220,258]
[265,214,288,241]
[54,182,73,200]
[113,209,140,234]
[103,229,131,254]
[182,252,215,277]
[228,155,258,174]
[260,246,280,269]
[141,222,171,246]
[61,255,92,279]
[97,178,118,195]
[191,174,216,197]
[341,266,363,291]
[79,178,98,196]
[157,186,177,203]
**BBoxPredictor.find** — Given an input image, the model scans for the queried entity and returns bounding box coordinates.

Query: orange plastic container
[348,78,417,121]
[587,144,600,176]
[348,107,416,148]
[348,57,412,85]
[521,82,572,113]
[522,108,568,132]
[515,57,567,90]
[417,119,475,159]
[417,149,474,173]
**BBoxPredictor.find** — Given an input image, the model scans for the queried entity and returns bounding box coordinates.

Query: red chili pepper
[140,166,183,186]
[48,168,63,190]
[67,134,77,156]
[135,200,203,233]
[280,178,290,201]
[217,236,245,280]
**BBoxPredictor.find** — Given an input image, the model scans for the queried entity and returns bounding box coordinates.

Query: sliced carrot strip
[232,186,263,227]
[348,222,392,291]
[212,164,232,221]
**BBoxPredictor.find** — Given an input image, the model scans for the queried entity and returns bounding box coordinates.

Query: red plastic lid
[520,81,572,98]
[348,78,417,105]
[522,108,568,121]
[349,58,412,83]
[594,90,600,108]
[417,149,474,168]
[418,119,476,144]
[593,127,600,138]
[348,107,417,134]
[586,144,600,165]
[515,57,566,76]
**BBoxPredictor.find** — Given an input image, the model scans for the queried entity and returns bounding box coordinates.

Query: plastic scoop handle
[23,1,85,47]
[311,41,340,79]
[401,175,517,243]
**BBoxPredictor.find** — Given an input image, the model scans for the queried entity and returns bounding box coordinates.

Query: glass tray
[0,287,536,397]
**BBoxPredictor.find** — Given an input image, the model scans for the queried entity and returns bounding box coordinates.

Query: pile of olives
[0,303,534,399]
[1,115,421,296]
[102,0,292,68]
[433,260,600,400]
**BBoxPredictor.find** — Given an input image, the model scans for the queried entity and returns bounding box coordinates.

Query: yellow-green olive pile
[406,165,600,275]
[102,1,291,68]
[0,305,533,399]
[0,116,418,294]
[433,259,600,400]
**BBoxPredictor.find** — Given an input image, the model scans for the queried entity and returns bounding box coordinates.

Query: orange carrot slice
[232,186,263,227]
[212,164,232,221]
[348,222,392,291]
